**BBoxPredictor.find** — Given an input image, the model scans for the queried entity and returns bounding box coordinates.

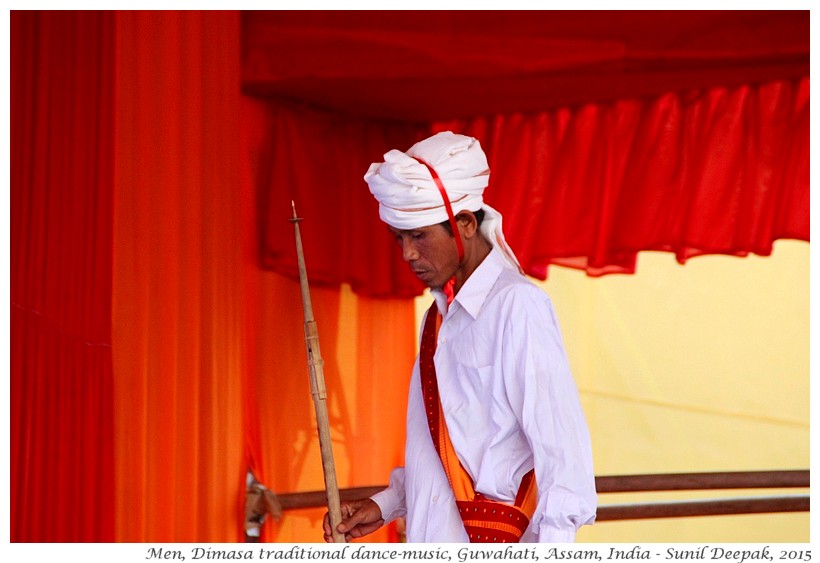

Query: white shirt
[372,248,597,542]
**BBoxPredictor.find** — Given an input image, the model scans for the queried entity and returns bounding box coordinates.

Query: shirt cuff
[370,467,407,524]
[371,487,406,524]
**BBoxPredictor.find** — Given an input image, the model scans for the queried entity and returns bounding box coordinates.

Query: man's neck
[452,236,493,295]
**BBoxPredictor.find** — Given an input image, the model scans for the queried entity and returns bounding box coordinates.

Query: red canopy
[241,10,809,297]
[242,10,808,120]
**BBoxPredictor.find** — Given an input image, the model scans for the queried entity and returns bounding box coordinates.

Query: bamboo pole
[289,202,346,543]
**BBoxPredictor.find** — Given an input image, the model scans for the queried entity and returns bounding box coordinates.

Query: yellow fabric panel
[545,241,810,542]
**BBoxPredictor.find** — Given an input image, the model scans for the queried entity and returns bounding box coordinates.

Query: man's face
[388,224,459,290]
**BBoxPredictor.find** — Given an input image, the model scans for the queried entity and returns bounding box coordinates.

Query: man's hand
[323,499,384,542]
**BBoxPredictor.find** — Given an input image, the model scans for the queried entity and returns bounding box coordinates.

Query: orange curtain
[11,10,116,542]
[240,95,416,542]
[112,11,245,542]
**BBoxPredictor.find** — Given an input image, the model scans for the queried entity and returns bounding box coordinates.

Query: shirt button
[432,496,438,503]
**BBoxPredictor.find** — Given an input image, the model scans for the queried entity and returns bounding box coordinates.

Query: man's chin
[423,278,445,290]
[424,278,446,291]
[412,269,449,290]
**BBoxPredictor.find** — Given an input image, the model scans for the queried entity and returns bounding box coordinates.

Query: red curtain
[257,100,429,298]
[257,77,809,294]
[11,11,116,542]
[436,78,810,278]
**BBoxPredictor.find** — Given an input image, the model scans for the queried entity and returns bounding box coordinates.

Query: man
[323,131,596,543]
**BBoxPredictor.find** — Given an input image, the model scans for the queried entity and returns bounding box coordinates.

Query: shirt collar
[433,247,507,320]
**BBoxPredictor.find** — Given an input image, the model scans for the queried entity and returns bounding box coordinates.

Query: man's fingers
[323,499,383,542]
[322,512,332,535]
[336,502,363,532]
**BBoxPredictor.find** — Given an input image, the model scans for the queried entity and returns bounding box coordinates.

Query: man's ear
[455,211,478,237]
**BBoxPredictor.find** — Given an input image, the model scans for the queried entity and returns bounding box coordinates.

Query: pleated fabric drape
[255,99,430,299]
[11,10,117,542]
[111,10,247,542]
[12,10,416,542]
[258,78,809,294]
[434,78,810,279]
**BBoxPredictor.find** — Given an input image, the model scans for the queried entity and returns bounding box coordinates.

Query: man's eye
[411,232,424,240]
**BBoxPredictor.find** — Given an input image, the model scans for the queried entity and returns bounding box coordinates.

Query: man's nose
[401,239,419,262]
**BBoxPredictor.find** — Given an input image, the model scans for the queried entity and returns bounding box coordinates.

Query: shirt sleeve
[370,466,407,524]
[501,285,598,542]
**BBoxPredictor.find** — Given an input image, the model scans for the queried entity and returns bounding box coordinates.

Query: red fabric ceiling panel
[241,10,808,121]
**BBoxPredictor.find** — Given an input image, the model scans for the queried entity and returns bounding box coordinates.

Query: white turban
[364,131,523,273]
